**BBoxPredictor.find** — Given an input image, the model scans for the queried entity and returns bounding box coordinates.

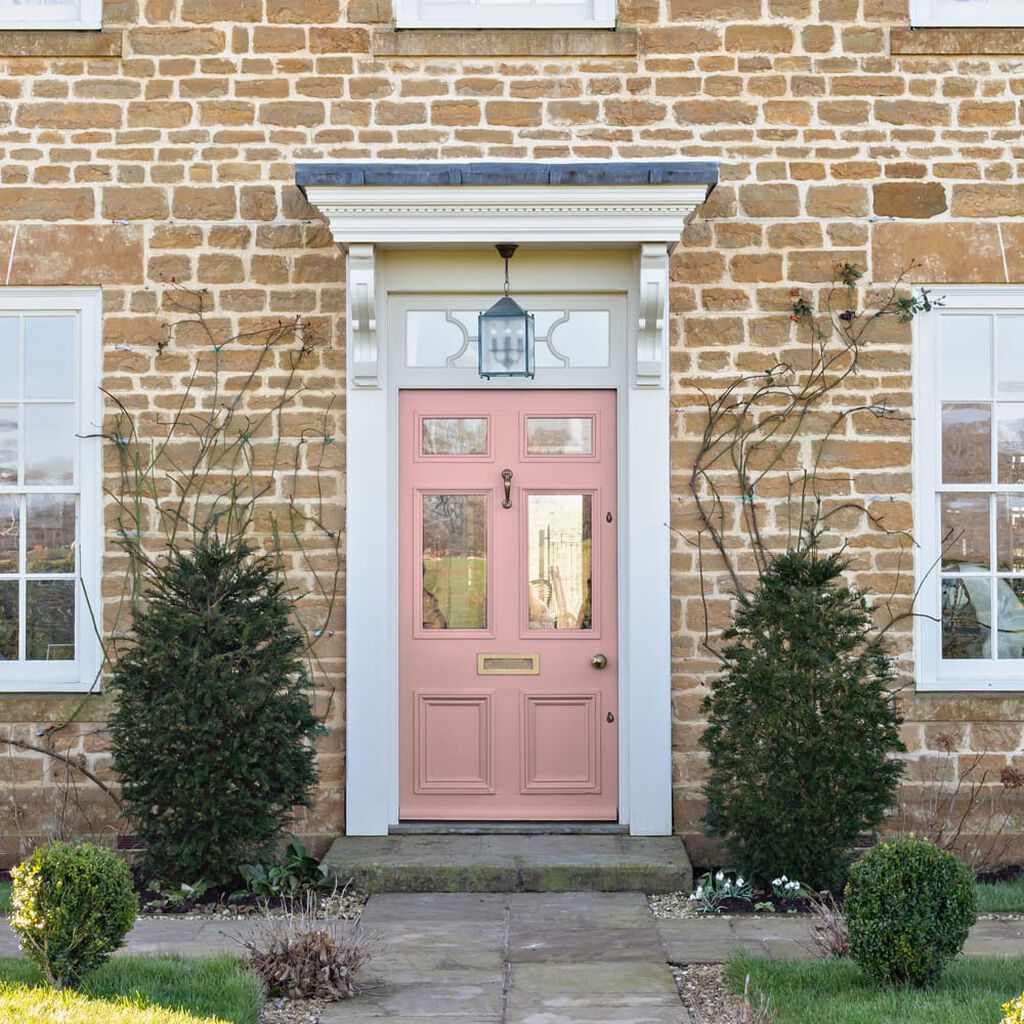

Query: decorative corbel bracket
[346,243,379,388]
[636,241,670,388]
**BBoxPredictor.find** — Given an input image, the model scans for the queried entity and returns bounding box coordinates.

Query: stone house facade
[2,0,1024,867]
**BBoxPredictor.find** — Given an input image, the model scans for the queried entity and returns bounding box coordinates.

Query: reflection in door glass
[421,417,488,456]
[422,494,487,630]
[528,494,592,630]
[526,418,593,456]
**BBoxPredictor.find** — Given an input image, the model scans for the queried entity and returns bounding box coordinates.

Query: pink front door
[399,390,618,821]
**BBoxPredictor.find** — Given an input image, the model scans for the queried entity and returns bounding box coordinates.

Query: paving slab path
[3,897,1024,1022]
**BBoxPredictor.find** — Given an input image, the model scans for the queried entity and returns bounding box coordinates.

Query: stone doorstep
[321,834,693,894]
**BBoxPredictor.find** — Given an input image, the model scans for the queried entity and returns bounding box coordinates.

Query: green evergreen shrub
[108,535,320,884]
[700,547,905,890]
[10,841,137,989]
[845,837,977,986]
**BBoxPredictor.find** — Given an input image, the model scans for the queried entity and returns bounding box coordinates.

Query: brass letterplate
[477,653,540,676]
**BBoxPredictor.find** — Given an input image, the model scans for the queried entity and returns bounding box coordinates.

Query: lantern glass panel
[478,295,535,379]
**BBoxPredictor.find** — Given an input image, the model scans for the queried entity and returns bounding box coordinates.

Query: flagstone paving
[3,894,1024,1021]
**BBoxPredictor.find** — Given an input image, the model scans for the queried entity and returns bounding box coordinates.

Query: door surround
[299,160,718,836]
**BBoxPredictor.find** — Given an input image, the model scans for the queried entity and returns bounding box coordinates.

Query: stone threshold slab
[322,834,692,893]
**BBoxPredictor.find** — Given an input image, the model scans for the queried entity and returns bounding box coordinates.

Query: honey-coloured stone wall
[3,0,1024,868]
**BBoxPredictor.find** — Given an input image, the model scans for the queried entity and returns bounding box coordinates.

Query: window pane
[997,316,1024,399]
[998,578,1024,660]
[422,494,487,630]
[940,314,991,400]
[998,405,1024,484]
[26,494,75,574]
[0,318,18,400]
[526,417,594,456]
[25,316,75,400]
[25,579,74,661]
[0,580,16,660]
[940,494,989,571]
[997,495,1024,573]
[538,311,611,369]
[405,311,476,369]
[942,403,991,484]
[0,405,16,485]
[528,493,592,630]
[24,404,74,485]
[421,418,488,456]
[0,496,18,574]
[942,577,991,660]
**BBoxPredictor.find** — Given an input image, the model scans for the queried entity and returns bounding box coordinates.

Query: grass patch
[727,954,1024,1024]
[0,880,10,914]
[0,955,263,1024]
[977,878,1024,914]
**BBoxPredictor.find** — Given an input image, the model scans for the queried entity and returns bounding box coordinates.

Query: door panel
[399,389,617,821]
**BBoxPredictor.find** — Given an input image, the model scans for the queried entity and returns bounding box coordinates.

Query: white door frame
[303,177,710,835]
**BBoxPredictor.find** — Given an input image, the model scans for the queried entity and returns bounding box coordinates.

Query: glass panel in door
[421,493,487,630]
[527,493,592,630]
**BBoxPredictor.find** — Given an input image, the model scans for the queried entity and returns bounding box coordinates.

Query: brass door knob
[591,653,608,669]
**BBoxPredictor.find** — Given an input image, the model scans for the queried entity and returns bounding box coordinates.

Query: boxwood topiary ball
[10,841,138,990]
[845,837,977,987]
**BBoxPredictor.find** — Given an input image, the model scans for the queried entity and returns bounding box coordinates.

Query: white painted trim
[0,287,103,694]
[0,0,102,30]
[914,286,1024,693]
[302,183,710,247]
[309,179,702,837]
[394,0,615,28]
[910,0,1024,25]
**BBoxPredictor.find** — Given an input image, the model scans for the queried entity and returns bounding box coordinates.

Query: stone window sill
[372,27,638,57]
[891,27,1024,54]
[0,28,121,57]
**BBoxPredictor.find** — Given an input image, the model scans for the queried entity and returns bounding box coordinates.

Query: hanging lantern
[478,244,535,379]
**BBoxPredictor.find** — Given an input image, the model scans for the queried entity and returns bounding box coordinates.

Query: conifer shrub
[108,535,320,884]
[845,837,977,986]
[11,841,137,989]
[700,547,905,890]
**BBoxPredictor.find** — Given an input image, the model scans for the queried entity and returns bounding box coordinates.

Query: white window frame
[0,0,101,31]
[910,0,1024,26]
[394,0,615,30]
[915,287,1024,692]
[0,288,102,694]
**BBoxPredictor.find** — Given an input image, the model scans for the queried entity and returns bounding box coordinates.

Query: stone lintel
[0,29,122,57]
[372,27,638,57]
[892,27,1024,55]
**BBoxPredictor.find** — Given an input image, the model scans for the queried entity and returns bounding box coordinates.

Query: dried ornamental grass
[244,894,371,1001]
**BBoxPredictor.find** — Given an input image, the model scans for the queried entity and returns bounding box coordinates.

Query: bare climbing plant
[686,262,938,652]
[1,285,343,847]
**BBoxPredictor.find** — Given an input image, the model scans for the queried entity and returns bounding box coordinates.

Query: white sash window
[916,290,1024,691]
[911,0,1024,25]
[0,289,101,693]
[394,0,615,29]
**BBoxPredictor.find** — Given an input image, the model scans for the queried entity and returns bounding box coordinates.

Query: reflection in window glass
[422,494,487,630]
[24,404,74,485]
[0,318,17,400]
[421,417,488,456]
[0,406,16,485]
[998,405,1024,484]
[528,494,592,630]
[940,493,989,571]
[998,495,1024,573]
[0,496,18,574]
[940,315,991,400]
[0,580,16,661]
[942,577,990,660]
[26,494,76,573]
[526,417,593,456]
[26,580,75,661]
[942,403,991,484]
[25,316,75,400]
[1000,579,1024,660]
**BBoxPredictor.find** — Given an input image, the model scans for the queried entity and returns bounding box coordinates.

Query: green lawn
[727,954,1024,1024]
[977,878,1024,913]
[0,955,263,1024]
[0,880,10,914]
